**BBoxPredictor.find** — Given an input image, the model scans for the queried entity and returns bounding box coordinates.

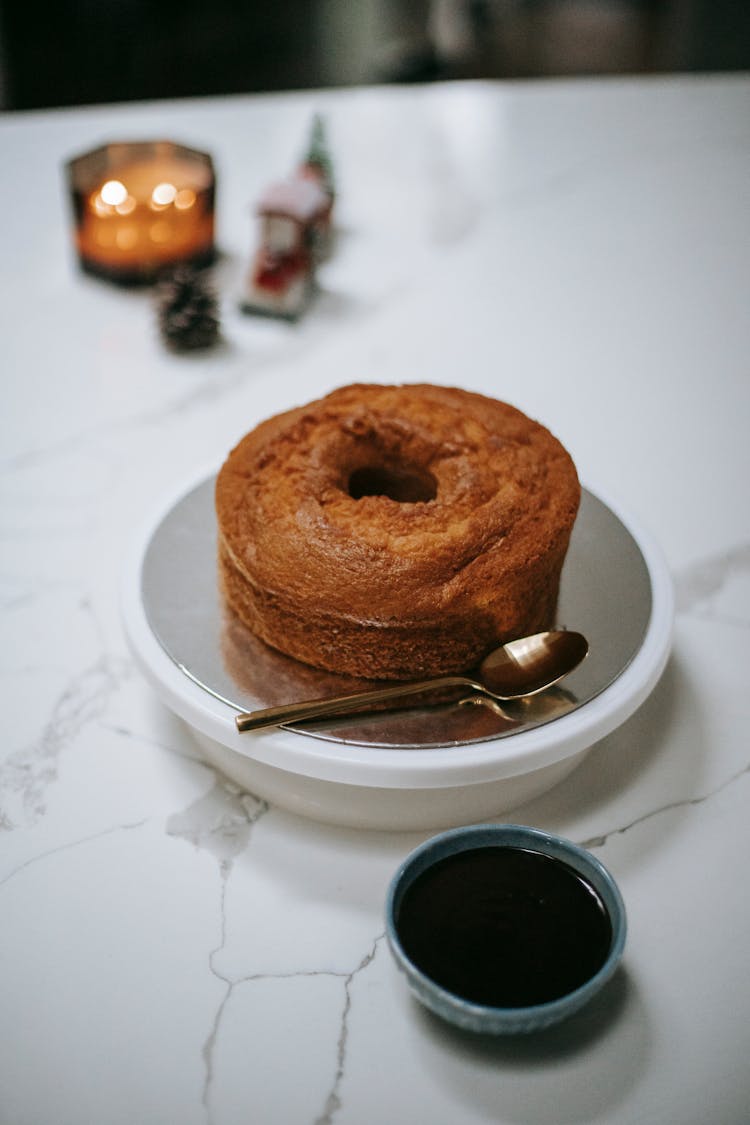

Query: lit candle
[66,141,216,284]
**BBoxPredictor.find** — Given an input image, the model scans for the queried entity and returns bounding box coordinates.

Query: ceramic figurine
[241,116,335,320]
[241,177,329,320]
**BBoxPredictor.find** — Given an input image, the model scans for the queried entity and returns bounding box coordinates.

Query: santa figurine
[241,176,329,320]
[241,115,337,320]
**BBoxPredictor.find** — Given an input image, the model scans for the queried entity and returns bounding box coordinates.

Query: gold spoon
[235,630,588,732]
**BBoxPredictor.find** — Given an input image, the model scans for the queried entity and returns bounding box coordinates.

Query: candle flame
[174,188,196,211]
[151,182,177,209]
[100,180,128,206]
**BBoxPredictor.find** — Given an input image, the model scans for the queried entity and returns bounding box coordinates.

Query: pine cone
[157,265,220,351]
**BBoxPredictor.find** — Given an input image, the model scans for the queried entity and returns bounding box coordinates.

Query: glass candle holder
[66,140,216,284]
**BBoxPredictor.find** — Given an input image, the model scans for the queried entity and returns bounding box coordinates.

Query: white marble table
[2,73,749,1125]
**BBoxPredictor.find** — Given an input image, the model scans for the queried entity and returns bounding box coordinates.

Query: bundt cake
[215,383,580,680]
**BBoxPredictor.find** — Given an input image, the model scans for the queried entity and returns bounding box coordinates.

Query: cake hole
[348,465,437,503]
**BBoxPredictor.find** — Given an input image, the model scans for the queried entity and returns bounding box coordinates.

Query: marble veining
[312,934,386,1125]
[166,778,269,865]
[579,756,750,851]
[0,816,149,889]
[166,781,270,1118]
[0,653,131,831]
[164,777,388,1124]
[674,540,750,626]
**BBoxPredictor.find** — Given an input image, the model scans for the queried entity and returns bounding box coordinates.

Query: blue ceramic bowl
[386,823,627,1035]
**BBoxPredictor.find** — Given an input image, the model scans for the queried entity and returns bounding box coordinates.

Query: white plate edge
[120,470,675,789]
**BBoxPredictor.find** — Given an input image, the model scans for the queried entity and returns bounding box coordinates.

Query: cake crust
[215,383,580,680]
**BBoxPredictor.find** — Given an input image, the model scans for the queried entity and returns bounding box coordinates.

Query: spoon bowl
[479,630,589,698]
[235,630,588,733]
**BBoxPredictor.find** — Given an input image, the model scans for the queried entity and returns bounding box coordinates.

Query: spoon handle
[235,675,475,732]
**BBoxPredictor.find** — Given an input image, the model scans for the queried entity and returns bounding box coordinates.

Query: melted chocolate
[396,846,612,1008]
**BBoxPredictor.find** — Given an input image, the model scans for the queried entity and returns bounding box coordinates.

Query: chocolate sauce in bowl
[395,846,612,1008]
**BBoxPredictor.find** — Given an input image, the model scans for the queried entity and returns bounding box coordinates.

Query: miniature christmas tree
[300,114,335,197]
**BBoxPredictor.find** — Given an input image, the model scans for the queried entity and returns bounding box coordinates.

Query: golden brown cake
[215,383,580,680]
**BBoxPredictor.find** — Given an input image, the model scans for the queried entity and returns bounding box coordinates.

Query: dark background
[1,0,748,112]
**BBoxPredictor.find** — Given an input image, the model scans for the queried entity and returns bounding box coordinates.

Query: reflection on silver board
[141,479,652,749]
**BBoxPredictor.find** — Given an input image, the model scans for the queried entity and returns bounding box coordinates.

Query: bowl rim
[385,823,627,1032]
